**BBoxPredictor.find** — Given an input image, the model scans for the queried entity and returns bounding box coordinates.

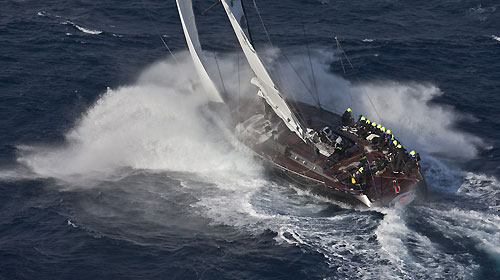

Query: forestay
[176,0,224,103]
[220,0,307,141]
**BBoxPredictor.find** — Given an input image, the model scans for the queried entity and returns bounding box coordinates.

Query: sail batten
[176,0,224,103]
[220,0,307,141]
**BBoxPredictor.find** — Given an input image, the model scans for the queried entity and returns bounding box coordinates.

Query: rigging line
[240,0,254,45]
[252,0,273,47]
[250,0,293,96]
[335,36,384,123]
[335,37,353,105]
[214,52,237,123]
[141,0,178,62]
[302,23,321,109]
[337,39,355,70]
[250,0,311,129]
[334,37,352,107]
[250,0,306,127]
[237,51,241,116]
[281,53,317,106]
[334,37,347,74]
[358,78,382,123]
[213,52,227,98]
[278,56,310,127]
[338,51,347,74]
[335,36,357,109]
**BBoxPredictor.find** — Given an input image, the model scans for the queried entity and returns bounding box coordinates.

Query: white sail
[220,0,307,141]
[176,0,224,103]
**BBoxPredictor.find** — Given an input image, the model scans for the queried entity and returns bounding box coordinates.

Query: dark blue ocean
[1,0,499,279]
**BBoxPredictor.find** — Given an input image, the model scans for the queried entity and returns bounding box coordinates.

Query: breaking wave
[61,20,102,35]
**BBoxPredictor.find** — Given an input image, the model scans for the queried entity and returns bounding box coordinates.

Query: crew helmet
[392,140,398,146]
[376,124,382,129]
[397,144,402,149]
[366,119,371,124]
[371,122,376,127]
[387,129,391,134]
[346,108,352,112]
[360,116,366,121]
[359,167,364,173]
[381,127,386,132]
[410,150,416,157]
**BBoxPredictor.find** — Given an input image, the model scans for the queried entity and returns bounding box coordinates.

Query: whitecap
[74,24,102,35]
[362,38,374,42]
[60,20,102,35]
[492,35,500,42]
[67,220,78,228]
[37,11,45,17]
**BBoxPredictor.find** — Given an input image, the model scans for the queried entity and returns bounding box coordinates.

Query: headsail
[176,0,224,103]
[220,0,307,141]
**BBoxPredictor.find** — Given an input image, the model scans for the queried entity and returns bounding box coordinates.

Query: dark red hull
[232,102,426,207]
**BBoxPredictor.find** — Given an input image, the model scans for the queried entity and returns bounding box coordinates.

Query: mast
[220,0,308,142]
[176,0,225,103]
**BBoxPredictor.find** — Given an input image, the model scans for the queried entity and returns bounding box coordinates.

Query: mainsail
[220,0,307,141]
[176,0,224,103]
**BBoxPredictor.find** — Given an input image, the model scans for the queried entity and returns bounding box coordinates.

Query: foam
[421,206,500,267]
[376,207,479,279]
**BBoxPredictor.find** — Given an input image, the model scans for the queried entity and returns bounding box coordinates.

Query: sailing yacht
[176,0,427,207]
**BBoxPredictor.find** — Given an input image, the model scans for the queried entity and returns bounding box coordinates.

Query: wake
[9,49,498,278]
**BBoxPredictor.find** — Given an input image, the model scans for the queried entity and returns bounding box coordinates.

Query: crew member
[356,166,367,187]
[375,157,388,172]
[369,122,380,144]
[410,150,421,162]
[377,127,386,147]
[393,144,405,173]
[359,152,368,167]
[357,115,366,126]
[380,129,392,150]
[385,130,393,141]
[389,140,398,154]
[410,151,420,168]
[342,108,355,126]
[359,118,369,137]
